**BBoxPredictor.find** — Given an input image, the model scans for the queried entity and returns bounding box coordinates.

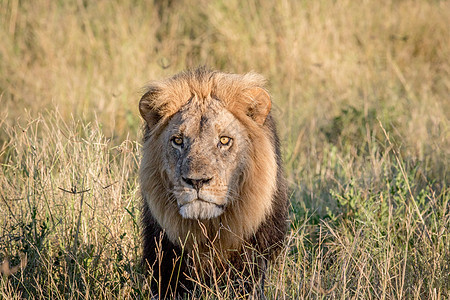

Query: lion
[139,67,288,298]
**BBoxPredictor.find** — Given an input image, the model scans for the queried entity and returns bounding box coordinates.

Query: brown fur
[139,67,288,297]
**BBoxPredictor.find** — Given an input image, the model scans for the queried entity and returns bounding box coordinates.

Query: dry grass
[1,0,449,299]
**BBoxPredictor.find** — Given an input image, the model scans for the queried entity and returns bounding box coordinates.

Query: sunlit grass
[1,0,449,298]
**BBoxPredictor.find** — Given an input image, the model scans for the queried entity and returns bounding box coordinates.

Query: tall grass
[1,0,449,298]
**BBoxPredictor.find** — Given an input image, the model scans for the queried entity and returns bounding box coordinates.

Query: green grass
[1,0,449,298]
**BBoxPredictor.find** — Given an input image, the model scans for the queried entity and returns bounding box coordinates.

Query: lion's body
[139,68,288,297]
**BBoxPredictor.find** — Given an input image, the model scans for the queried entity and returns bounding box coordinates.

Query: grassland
[0,0,449,298]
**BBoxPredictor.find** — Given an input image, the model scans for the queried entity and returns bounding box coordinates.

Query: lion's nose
[182,177,212,191]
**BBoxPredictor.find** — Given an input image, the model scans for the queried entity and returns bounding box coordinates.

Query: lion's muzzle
[178,198,225,219]
[175,183,228,219]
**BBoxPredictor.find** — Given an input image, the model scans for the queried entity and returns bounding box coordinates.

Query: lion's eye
[172,136,183,146]
[219,136,232,146]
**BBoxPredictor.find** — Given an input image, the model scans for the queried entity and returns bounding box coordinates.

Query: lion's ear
[246,87,272,125]
[139,88,161,127]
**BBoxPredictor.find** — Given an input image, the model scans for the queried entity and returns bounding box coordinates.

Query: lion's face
[161,98,248,220]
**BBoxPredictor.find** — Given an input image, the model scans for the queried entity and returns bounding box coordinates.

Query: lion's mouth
[178,198,224,209]
[178,198,225,220]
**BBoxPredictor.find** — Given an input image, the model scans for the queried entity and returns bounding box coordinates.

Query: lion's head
[139,68,279,250]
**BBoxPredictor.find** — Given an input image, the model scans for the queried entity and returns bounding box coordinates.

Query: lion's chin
[178,200,225,220]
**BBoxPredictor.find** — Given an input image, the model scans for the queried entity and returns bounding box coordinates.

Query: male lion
[139,68,288,298]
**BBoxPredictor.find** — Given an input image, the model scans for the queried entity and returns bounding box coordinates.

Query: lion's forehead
[167,103,245,141]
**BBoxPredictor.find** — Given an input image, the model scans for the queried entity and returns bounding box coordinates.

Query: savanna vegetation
[1,0,449,298]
